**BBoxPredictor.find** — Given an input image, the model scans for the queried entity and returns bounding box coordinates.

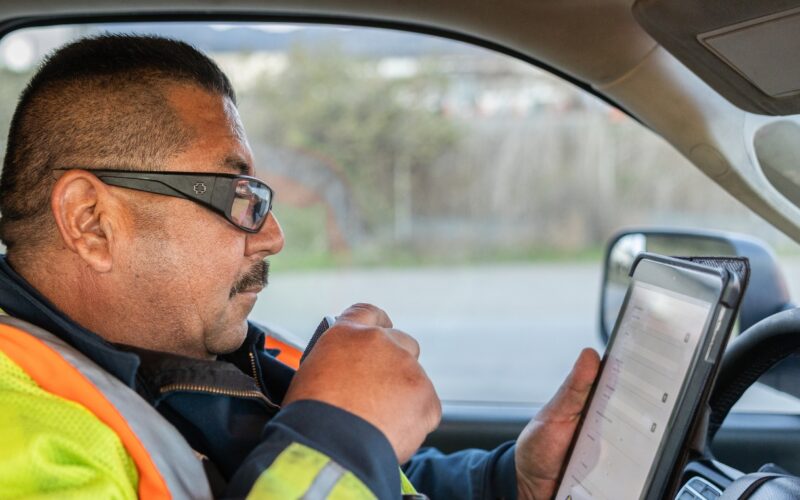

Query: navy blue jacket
[0,256,517,499]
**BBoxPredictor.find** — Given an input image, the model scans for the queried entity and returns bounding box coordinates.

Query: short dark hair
[0,34,236,253]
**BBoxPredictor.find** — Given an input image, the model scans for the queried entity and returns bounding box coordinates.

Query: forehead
[164,83,254,176]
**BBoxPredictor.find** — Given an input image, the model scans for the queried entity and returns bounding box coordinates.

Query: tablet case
[666,256,751,498]
[675,257,751,304]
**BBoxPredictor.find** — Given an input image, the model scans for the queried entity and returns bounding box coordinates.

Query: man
[0,34,600,498]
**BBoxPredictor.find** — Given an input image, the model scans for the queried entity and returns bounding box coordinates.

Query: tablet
[555,253,743,500]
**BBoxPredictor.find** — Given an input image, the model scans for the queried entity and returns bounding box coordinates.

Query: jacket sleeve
[224,400,402,499]
[402,443,518,499]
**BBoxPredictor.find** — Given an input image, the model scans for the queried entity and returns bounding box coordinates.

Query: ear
[50,170,119,273]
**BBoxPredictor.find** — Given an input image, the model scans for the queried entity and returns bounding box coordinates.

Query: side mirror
[599,229,792,344]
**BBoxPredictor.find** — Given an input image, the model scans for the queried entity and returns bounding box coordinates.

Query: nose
[245,210,284,257]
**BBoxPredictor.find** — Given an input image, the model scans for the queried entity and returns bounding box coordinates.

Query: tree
[239,43,460,237]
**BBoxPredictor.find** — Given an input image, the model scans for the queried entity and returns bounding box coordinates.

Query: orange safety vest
[264,329,303,369]
[0,316,408,499]
[0,315,212,499]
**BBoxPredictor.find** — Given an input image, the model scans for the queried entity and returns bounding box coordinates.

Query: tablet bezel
[555,253,739,500]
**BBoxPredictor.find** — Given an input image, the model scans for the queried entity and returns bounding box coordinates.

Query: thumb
[336,303,393,328]
[538,348,600,422]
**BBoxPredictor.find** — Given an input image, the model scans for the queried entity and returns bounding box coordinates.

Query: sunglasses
[53,169,274,233]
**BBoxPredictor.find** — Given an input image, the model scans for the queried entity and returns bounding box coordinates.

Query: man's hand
[515,348,601,500]
[283,303,442,464]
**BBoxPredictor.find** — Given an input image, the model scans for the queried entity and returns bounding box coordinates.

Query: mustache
[230,260,269,298]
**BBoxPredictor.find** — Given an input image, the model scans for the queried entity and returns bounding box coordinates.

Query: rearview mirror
[599,229,792,343]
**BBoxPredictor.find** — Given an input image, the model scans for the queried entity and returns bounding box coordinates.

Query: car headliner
[2,0,799,243]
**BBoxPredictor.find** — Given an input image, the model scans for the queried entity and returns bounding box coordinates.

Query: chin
[206,322,249,355]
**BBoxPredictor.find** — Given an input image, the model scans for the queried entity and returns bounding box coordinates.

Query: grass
[271,204,606,271]
[274,239,606,271]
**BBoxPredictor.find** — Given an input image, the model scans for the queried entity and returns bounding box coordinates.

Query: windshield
[1,22,798,408]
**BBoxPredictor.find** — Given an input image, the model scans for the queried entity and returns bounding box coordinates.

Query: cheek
[176,218,246,298]
[128,201,247,300]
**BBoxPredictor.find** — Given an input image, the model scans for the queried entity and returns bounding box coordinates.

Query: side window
[0,23,796,408]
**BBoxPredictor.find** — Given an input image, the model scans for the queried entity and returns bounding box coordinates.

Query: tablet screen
[556,280,713,500]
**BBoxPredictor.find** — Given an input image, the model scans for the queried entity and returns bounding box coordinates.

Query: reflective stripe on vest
[0,316,212,499]
[260,329,421,497]
[247,442,376,499]
[245,442,423,499]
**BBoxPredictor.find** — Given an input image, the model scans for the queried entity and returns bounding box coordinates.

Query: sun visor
[633,0,800,116]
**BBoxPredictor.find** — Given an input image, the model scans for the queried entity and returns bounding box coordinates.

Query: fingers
[539,348,601,422]
[387,329,420,359]
[337,303,393,328]
[285,304,435,464]
[329,304,418,358]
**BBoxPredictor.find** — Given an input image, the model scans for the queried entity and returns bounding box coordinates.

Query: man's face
[117,83,284,358]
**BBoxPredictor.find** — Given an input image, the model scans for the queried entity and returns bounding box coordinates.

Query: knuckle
[400,359,429,386]
[339,303,392,328]
[392,329,419,352]
[394,328,416,343]
[317,323,368,349]
[348,325,386,346]
[350,302,380,314]
[432,398,443,424]
[407,335,420,353]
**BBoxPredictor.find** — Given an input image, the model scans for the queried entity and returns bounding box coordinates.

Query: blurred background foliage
[0,28,790,270]
[225,43,778,269]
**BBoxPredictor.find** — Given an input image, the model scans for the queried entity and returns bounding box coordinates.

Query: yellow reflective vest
[0,314,416,498]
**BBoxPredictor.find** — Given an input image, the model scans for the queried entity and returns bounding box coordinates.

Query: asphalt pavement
[251,257,800,406]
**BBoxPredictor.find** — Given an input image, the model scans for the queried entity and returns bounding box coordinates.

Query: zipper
[160,382,280,409]
[248,351,263,392]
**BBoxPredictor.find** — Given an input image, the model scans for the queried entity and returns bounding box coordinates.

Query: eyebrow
[222,156,251,176]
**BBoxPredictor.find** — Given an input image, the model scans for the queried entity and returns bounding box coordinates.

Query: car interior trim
[0,11,638,124]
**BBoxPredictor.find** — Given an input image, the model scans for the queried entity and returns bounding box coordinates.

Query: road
[250,257,800,405]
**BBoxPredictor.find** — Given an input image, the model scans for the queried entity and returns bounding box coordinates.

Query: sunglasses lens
[230,179,271,231]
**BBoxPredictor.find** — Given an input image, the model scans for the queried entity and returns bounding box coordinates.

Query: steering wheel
[676,307,800,499]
